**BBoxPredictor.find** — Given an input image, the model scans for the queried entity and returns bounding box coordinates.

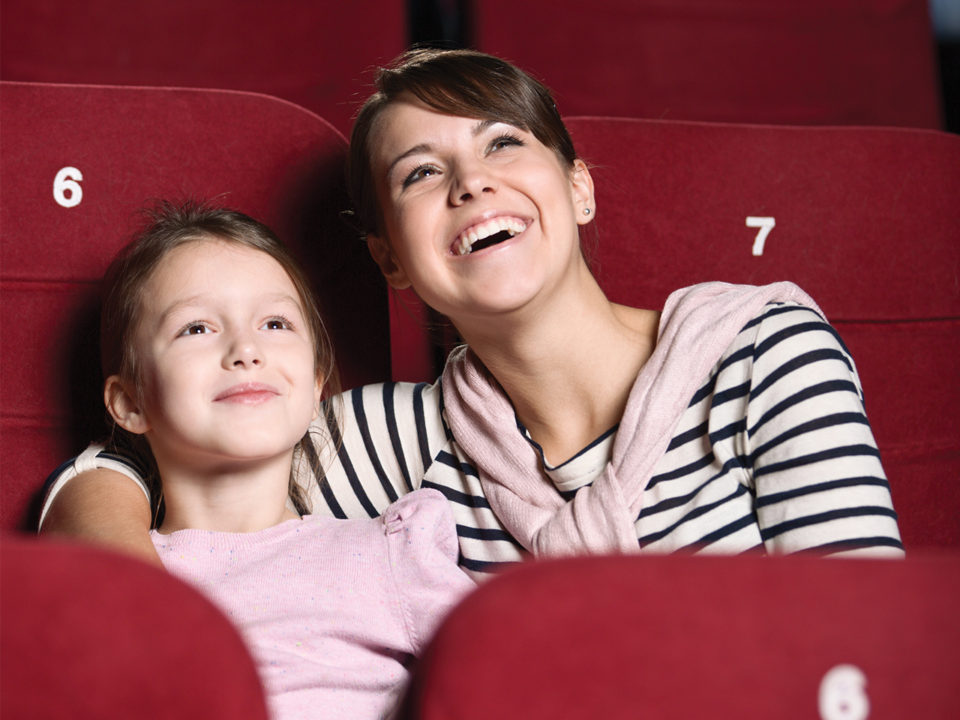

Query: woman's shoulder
[324,378,445,428]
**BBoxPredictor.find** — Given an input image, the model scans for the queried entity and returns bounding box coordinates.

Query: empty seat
[400,553,960,719]
[0,81,390,530]
[0,0,407,133]
[1,534,269,719]
[475,0,942,128]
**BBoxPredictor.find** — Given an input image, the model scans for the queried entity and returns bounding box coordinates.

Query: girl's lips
[214,383,281,404]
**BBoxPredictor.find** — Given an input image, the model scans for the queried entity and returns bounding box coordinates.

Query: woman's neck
[152,451,299,534]
[457,273,660,465]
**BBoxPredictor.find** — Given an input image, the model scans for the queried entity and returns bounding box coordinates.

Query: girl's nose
[223,332,263,369]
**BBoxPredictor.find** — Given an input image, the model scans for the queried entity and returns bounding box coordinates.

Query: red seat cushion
[0,82,390,530]
[402,553,960,719]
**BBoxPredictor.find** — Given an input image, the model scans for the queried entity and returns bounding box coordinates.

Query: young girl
[89,201,473,719]
[43,50,903,575]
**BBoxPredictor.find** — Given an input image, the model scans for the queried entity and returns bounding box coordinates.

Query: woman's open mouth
[452,216,528,256]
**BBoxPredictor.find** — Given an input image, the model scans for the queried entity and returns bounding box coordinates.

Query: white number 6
[746,216,775,256]
[53,166,83,208]
[818,664,870,720]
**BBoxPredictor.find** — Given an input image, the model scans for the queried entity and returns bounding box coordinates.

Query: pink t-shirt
[151,489,474,719]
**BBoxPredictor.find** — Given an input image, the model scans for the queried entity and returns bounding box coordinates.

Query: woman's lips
[214,383,281,404]
[451,215,529,256]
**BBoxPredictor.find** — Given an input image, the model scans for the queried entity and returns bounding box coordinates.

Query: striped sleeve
[38,443,151,530]
[299,380,450,519]
[744,304,904,557]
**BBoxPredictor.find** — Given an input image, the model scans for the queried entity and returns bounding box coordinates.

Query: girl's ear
[571,159,597,226]
[366,233,412,290]
[104,375,150,435]
[312,376,324,421]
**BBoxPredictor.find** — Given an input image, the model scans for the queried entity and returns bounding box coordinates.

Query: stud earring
[583,208,592,216]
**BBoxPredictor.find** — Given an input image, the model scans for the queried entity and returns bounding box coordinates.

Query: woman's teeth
[455,217,527,256]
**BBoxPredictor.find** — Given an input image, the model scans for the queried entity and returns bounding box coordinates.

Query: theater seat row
[1,0,943,131]
[2,81,958,541]
[1,80,957,720]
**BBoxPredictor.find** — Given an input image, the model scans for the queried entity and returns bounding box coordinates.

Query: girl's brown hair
[101,200,340,518]
[348,48,578,239]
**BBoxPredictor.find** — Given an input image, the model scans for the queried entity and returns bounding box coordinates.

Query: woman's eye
[402,164,439,188]
[489,134,524,152]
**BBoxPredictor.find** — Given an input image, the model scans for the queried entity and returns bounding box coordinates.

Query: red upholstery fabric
[0,534,269,719]
[0,81,390,531]
[0,0,406,134]
[475,0,942,128]
[401,553,960,719]
[564,117,960,549]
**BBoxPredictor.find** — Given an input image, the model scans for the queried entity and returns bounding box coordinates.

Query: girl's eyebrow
[155,292,303,327]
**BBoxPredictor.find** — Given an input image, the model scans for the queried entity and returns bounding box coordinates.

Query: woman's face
[365,97,595,325]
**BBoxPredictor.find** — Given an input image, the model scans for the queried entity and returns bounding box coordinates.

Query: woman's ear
[104,375,150,435]
[366,233,412,290]
[571,159,597,226]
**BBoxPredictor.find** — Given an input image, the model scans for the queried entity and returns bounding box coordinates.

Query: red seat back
[0,0,406,133]
[402,553,960,719]
[0,81,390,530]
[565,116,960,548]
[475,0,942,128]
[1,535,269,719]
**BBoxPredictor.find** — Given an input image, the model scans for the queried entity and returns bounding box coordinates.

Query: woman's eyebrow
[385,121,505,179]
[386,143,432,179]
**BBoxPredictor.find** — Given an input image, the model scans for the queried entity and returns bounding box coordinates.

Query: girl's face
[115,240,321,471]
[365,97,595,325]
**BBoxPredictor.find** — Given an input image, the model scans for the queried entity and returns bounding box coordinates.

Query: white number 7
[746,216,775,256]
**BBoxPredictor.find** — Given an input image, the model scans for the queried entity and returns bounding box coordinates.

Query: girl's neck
[152,451,299,534]
[456,273,661,465]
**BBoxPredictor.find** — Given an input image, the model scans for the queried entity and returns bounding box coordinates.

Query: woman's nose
[450,161,497,204]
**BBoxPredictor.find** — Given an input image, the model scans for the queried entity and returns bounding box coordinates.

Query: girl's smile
[213,382,282,404]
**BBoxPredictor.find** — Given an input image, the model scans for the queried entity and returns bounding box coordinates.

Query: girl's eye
[178,322,211,337]
[489,134,524,152]
[402,164,439,188]
[262,316,293,331]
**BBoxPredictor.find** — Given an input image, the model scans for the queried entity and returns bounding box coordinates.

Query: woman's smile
[452,215,530,256]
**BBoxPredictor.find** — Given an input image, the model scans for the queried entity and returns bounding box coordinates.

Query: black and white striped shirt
[44,302,903,579]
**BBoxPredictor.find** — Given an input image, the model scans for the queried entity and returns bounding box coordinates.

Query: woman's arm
[40,467,160,565]
[745,304,903,556]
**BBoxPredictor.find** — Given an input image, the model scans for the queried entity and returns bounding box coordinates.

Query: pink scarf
[441,282,821,557]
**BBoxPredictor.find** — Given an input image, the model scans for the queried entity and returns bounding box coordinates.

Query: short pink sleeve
[383,489,476,653]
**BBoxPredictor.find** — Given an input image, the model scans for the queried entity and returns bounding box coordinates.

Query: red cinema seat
[0,81,390,532]
[562,117,960,549]
[1,535,269,719]
[0,0,406,134]
[400,553,960,719]
[475,0,942,129]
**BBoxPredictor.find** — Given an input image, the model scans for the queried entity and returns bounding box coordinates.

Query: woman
[41,49,903,575]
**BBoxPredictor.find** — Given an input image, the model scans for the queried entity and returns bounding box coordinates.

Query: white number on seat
[53,166,83,208]
[818,664,870,720]
[746,216,775,256]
